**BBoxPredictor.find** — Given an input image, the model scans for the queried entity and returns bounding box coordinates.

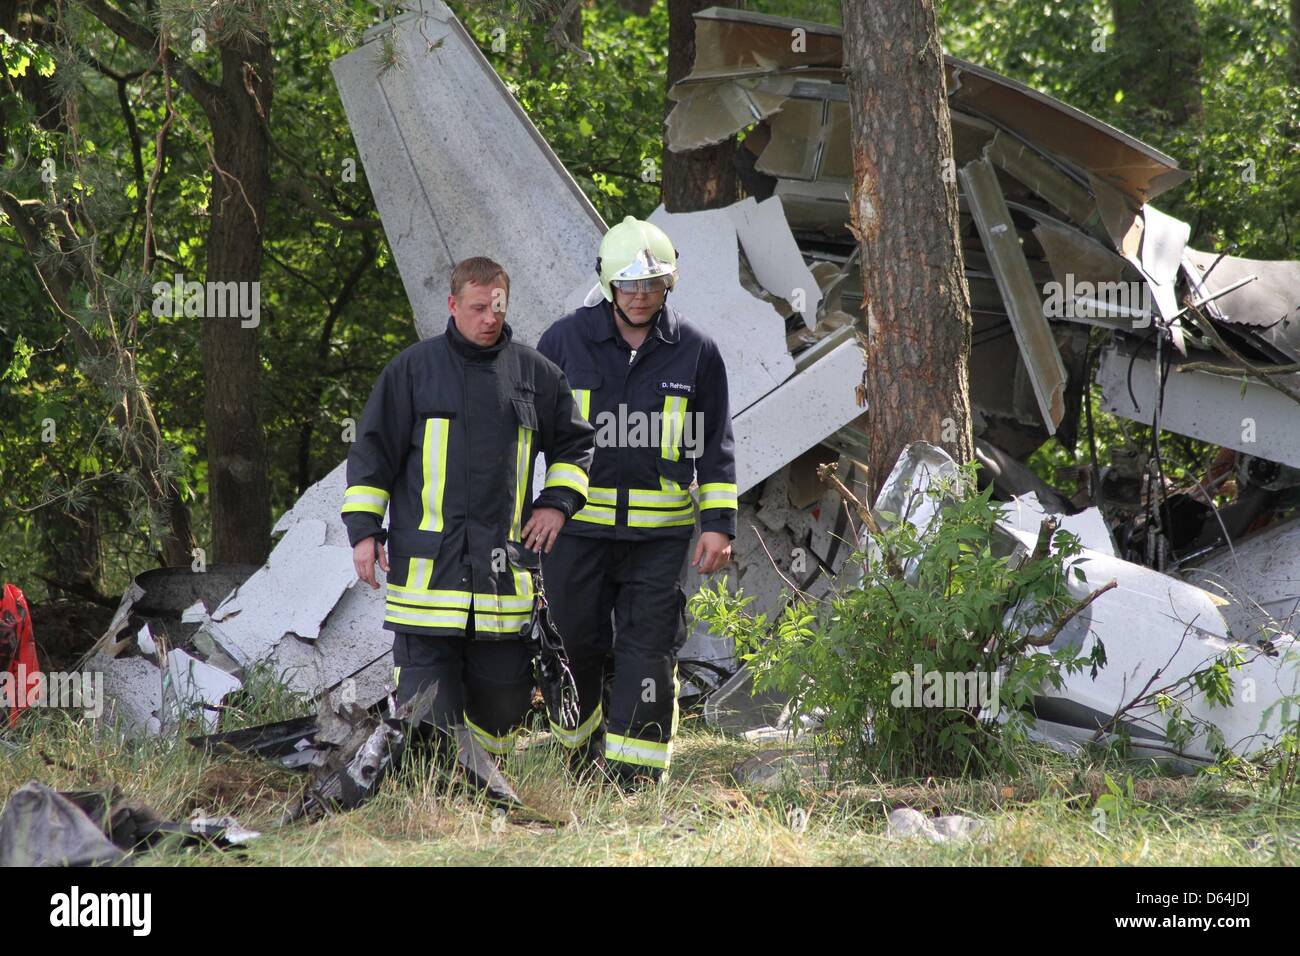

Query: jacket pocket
[411,415,452,532]
[656,454,696,488]
[387,527,444,560]
[511,397,539,431]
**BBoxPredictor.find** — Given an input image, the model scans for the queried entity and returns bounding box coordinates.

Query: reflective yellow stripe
[660,396,688,462]
[544,461,589,496]
[585,486,617,505]
[551,704,603,748]
[627,488,690,507]
[572,505,616,525]
[419,418,450,531]
[627,508,695,528]
[572,388,591,420]
[342,484,389,517]
[386,588,473,608]
[605,732,672,769]
[466,717,514,755]
[473,592,535,613]
[407,557,435,589]
[384,607,470,629]
[697,482,738,510]
[474,613,532,634]
[511,424,533,540]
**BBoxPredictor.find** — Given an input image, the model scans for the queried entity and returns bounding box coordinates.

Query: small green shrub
[691,462,1106,778]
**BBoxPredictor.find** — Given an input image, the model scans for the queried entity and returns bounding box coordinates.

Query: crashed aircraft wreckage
[83,3,1300,767]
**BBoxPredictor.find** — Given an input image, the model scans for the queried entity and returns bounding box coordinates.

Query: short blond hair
[450,257,510,297]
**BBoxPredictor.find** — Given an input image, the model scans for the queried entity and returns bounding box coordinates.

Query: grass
[4,697,1300,866]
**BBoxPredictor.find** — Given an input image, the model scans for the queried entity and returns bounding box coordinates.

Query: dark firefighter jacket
[536,301,737,542]
[341,318,595,638]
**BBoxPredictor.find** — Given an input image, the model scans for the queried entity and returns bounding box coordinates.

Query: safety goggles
[610,276,671,294]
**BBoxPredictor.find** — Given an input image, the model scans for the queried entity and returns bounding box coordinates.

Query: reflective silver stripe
[474,593,535,613]
[419,418,450,531]
[511,425,533,540]
[544,461,589,496]
[386,588,473,608]
[585,486,617,505]
[572,505,616,525]
[605,732,671,769]
[627,509,694,528]
[342,485,389,516]
[466,717,513,755]
[627,488,690,507]
[697,482,738,510]
[660,395,688,461]
[474,613,532,633]
[551,704,603,748]
[383,607,469,629]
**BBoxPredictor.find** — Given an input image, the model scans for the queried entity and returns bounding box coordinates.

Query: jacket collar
[447,316,511,359]
[587,300,680,345]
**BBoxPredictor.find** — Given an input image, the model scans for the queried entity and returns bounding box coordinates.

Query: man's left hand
[522,507,566,553]
[692,531,732,574]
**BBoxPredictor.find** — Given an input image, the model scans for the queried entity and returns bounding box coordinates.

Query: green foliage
[691,463,1106,778]
[455,0,665,222]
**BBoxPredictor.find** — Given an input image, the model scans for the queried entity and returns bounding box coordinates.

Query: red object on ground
[1,583,41,726]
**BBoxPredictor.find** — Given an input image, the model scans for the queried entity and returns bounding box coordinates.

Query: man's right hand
[353,536,389,588]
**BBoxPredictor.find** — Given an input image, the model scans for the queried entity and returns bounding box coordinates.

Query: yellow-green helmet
[596,216,678,302]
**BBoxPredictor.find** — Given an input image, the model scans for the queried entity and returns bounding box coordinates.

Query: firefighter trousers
[392,615,534,758]
[541,534,690,780]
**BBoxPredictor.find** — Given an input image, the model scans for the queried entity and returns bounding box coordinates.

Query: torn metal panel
[678,7,842,80]
[726,196,822,328]
[667,9,1188,205]
[665,74,797,152]
[983,131,1098,227]
[730,336,865,494]
[772,178,851,234]
[1183,517,1300,643]
[1023,544,1297,761]
[754,93,851,185]
[974,438,1072,514]
[959,156,1068,432]
[162,649,242,733]
[1088,175,1189,348]
[1096,343,1300,470]
[330,1,604,344]
[201,518,356,668]
[998,492,1115,558]
[264,463,394,705]
[946,58,1188,204]
[1032,219,1138,330]
[1183,248,1300,362]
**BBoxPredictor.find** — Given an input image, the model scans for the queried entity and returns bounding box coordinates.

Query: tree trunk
[201,32,274,564]
[1112,0,1202,128]
[841,0,974,499]
[663,0,740,211]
